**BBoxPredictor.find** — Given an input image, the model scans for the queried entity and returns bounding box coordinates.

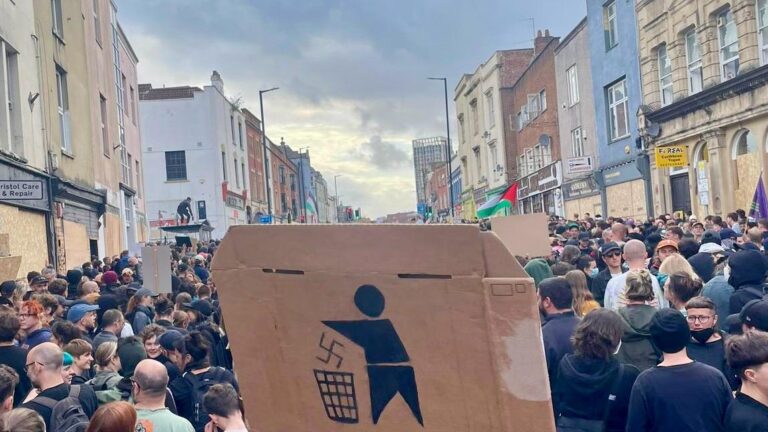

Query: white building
[139,71,249,240]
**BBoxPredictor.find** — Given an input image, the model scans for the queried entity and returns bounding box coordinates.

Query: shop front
[562,176,602,219]
[600,161,647,221]
[53,179,106,274]
[517,161,563,216]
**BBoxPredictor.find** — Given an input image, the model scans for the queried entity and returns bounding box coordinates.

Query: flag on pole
[476,183,518,219]
[750,173,768,220]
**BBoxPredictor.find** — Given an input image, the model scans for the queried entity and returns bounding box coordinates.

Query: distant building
[412,137,448,213]
[242,109,268,220]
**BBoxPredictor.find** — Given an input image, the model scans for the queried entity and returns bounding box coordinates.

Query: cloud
[357,136,411,170]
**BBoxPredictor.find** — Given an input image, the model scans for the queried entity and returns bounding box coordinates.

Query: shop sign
[518,161,562,200]
[0,180,43,200]
[602,163,642,187]
[562,177,599,200]
[566,157,593,174]
[655,145,689,168]
[0,162,49,212]
[226,191,245,210]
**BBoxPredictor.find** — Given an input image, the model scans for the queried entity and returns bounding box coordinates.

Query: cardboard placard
[140,245,172,294]
[212,225,554,431]
[492,213,551,258]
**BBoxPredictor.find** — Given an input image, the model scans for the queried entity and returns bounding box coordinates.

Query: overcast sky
[120,0,586,218]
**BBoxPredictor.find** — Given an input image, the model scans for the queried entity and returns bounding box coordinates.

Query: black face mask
[691,328,715,344]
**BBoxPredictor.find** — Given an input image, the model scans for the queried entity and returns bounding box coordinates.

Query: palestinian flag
[476,183,518,219]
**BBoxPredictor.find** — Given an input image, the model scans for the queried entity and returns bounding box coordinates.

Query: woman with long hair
[85,401,137,432]
[125,289,156,334]
[565,270,600,317]
[615,269,661,371]
[658,253,699,281]
[554,309,640,432]
[665,271,704,312]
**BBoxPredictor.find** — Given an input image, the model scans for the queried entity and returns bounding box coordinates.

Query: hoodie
[688,253,715,283]
[524,259,554,288]
[727,250,768,313]
[616,305,660,371]
[554,355,640,432]
[66,269,83,300]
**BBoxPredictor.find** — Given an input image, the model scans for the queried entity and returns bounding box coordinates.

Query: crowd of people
[0,243,247,432]
[527,210,768,431]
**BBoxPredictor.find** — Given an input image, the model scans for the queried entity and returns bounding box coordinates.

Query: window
[135,160,141,197]
[758,0,768,65]
[518,155,526,177]
[51,0,64,39]
[221,151,227,181]
[458,118,465,144]
[93,0,101,46]
[718,9,739,81]
[165,151,187,181]
[473,147,482,180]
[238,121,244,149]
[686,30,703,95]
[279,165,285,184]
[130,86,136,124]
[566,65,579,105]
[120,145,129,183]
[100,95,109,156]
[55,66,71,153]
[607,79,629,140]
[0,41,21,153]
[527,94,540,118]
[471,100,479,135]
[516,112,522,131]
[234,157,240,188]
[121,74,128,119]
[290,173,295,191]
[539,90,547,112]
[281,193,287,212]
[571,127,584,157]
[521,105,529,126]
[230,115,235,145]
[127,153,133,187]
[604,1,617,49]
[533,145,543,170]
[525,148,534,174]
[658,45,673,106]
[489,143,498,175]
[485,91,495,128]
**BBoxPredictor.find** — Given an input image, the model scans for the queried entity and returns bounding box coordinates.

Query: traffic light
[354,209,361,220]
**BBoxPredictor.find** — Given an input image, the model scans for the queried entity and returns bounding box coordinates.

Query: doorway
[670,174,691,214]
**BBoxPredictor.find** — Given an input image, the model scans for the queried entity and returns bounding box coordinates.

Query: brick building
[425,163,450,221]
[268,140,298,223]
[242,109,267,221]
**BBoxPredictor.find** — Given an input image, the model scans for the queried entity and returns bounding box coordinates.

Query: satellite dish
[539,134,551,147]
[647,122,661,138]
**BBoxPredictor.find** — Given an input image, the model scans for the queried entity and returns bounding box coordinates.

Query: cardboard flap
[212,225,486,277]
[492,213,551,258]
[481,231,529,278]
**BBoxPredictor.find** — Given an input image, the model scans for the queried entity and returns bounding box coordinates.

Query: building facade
[242,108,267,221]
[140,72,249,240]
[284,145,317,223]
[268,140,298,223]
[425,163,450,221]
[450,153,462,217]
[587,0,648,220]
[503,31,562,215]
[412,137,448,215]
[555,19,602,218]
[637,0,768,217]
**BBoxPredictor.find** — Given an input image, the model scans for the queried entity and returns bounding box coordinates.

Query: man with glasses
[591,242,625,306]
[686,296,737,388]
[21,342,97,430]
[19,300,51,350]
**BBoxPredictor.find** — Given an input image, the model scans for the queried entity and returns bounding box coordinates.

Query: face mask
[590,268,599,278]
[723,265,731,280]
[691,328,715,344]
[613,340,622,355]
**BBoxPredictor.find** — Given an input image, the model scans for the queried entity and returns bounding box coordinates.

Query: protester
[2,407,46,432]
[85,401,137,432]
[739,299,768,333]
[538,277,579,393]
[125,288,158,334]
[724,331,768,430]
[86,341,122,406]
[140,324,167,362]
[0,311,31,407]
[50,320,84,347]
[685,296,736,388]
[203,383,247,432]
[728,249,768,314]
[92,309,124,350]
[564,270,599,317]
[665,272,703,313]
[134,359,194,431]
[604,240,666,311]
[626,309,732,431]
[592,242,625,306]
[18,301,51,350]
[67,303,99,344]
[62,339,94,385]
[553,309,639,432]
[616,269,660,371]
[524,258,554,288]
[0,366,18,415]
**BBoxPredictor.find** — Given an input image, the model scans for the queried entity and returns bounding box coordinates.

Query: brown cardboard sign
[212,225,554,432]
[492,213,551,258]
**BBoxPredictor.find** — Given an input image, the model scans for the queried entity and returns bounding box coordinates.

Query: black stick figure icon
[322,284,423,426]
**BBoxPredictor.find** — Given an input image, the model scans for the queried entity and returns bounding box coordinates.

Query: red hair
[85,401,136,432]
[20,300,43,316]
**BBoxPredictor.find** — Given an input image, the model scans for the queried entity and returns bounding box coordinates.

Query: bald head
[612,223,628,241]
[133,359,168,398]
[28,342,63,371]
[79,281,99,298]
[623,239,647,264]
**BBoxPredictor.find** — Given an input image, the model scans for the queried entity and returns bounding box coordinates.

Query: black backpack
[183,367,230,432]
[35,385,89,432]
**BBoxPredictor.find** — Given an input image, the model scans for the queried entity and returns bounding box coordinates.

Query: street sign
[655,145,689,168]
[259,215,272,224]
[0,180,43,200]
[566,157,593,174]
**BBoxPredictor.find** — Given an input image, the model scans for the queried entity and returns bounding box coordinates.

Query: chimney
[534,29,554,56]
[211,70,224,92]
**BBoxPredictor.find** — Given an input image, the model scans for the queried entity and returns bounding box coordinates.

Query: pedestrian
[604,240,666,311]
[626,309,732,432]
[21,342,98,431]
[133,359,193,431]
[62,339,93,384]
[554,309,639,432]
[592,242,625,306]
[565,270,599,317]
[92,309,124,351]
[727,250,768,315]
[85,400,137,432]
[140,324,167,363]
[616,269,661,371]
[50,320,84,347]
[0,365,18,415]
[125,288,158,334]
[685,296,736,388]
[203,383,248,432]
[664,272,703,313]
[66,303,99,345]
[0,310,31,407]
[2,407,45,432]
[18,301,51,351]
[724,331,768,431]
[86,341,122,406]
[538,277,579,394]
[524,258,554,289]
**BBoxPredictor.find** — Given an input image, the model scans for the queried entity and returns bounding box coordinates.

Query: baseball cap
[739,299,768,332]
[719,228,738,241]
[121,268,134,276]
[182,299,214,317]
[600,242,621,255]
[655,239,679,252]
[135,288,159,298]
[159,330,185,350]
[30,276,49,286]
[578,232,591,241]
[194,254,205,262]
[0,281,16,297]
[692,221,704,229]
[701,230,722,246]
[66,303,99,323]
[566,222,579,230]
[650,309,690,353]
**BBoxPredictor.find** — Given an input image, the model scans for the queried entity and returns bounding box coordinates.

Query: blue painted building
[586,0,649,220]
[451,155,462,218]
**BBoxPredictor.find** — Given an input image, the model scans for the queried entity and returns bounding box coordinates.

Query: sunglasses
[604,252,622,258]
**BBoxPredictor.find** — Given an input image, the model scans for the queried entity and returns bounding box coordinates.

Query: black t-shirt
[22,383,98,430]
[687,337,738,388]
[725,392,768,432]
[626,361,732,432]
[0,344,31,407]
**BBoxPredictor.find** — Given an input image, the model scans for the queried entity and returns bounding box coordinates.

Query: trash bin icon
[313,369,359,424]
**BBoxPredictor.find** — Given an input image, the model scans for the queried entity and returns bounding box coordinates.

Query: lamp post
[334,174,342,222]
[428,77,454,218]
[298,146,310,223]
[259,87,279,222]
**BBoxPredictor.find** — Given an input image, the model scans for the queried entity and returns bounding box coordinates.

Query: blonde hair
[565,270,594,317]
[658,253,699,280]
[625,269,655,301]
[94,341,119,369]
[2,408,45,432]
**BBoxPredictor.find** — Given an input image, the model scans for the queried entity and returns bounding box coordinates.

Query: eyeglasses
[686,315,713,324]
[24,361,42,372]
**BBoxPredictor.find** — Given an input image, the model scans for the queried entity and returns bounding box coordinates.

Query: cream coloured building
[637,0,768,217]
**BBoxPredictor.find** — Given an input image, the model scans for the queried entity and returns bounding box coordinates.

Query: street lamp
[259,87,279,222]
[334,174,342,223]
[428,77,454,218]
[298,146,310,223]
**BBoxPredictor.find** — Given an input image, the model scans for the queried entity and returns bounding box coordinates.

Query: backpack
[183,367,230,432]
[87,375,123,406]
[35,385,89,432]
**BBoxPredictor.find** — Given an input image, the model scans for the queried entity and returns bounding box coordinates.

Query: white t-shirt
[604,269,669,311]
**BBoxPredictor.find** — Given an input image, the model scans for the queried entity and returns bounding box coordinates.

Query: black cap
[30,276,48,286]
[0,281,16,297]
[740,299,768,332]
[701,230,722,246]
[578,232,591,241]
[600,242,621,255]
[182,299,213,317]
[650,309,690,353]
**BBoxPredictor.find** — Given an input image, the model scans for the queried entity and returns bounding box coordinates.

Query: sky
[119,0,586,218]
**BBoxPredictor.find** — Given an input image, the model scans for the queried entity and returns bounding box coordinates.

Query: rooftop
[138,84,203,101]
